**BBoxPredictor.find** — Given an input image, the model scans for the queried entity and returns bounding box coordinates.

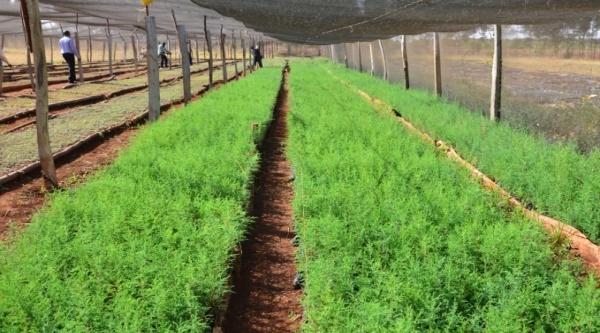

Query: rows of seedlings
[0,62,213,121]
[0,63,240,176]
[4,60,143,83]
[288,62,600,332]
[315,59,600,245]
[1,61,152,93]
[0,67,282,331]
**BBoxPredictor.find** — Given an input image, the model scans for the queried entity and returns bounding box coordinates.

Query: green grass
[288,61,600,332]
[311,59,600,244]
[0,67,281,332]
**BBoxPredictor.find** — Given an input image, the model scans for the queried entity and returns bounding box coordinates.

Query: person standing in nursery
[158,42,171,68]
[58,31,80,84]
[251,45,263,68]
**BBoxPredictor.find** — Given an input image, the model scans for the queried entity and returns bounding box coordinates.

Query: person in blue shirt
[58,31,80,84]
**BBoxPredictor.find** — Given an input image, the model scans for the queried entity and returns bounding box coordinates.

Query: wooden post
[75,31,84,82]
[203,37,206,60]
[145,16,160,121]
[26,47,35,91]
[329,44,337,62]
[248,37,252,66]
[174,38,179,64]
[343,43,349,68]
[167,34,172,69]
[135,33,140,64]
[490,24,502,121]
[195,38,199,64]
[433,32,442,97]
[113,42,117,63]
[401,35,410,90]
[106,20,113,75]
[241,33,247,75]
[232,30,238,76]
[49,36,54,64]
[0,35,4,95]
[378,39,387,80]
[204,16,213,89]
[131,35,138,74]
[22,0,58,188]
[120,34,127,61]
[369,42,374,75]
[357,42,363,72]
[220,25,227,81]
[87,27,92,63]
[177,24,191,104]
[19,6,36,92]
[102,40,106,62]
[75,15,84,82]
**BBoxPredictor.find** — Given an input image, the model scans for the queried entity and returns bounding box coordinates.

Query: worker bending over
[59,31,80,84]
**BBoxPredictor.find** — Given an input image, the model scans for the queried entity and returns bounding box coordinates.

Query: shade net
[192,0,600,43]
[0,0,269,50]
[2,1,599,44]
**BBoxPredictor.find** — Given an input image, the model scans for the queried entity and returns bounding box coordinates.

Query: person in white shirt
[0,48,11,67]
[58,30,80,83]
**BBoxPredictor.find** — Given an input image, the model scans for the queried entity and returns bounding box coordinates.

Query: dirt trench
[222,65,303,333]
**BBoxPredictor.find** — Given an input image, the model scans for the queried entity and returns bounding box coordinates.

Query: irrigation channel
[0,64,249,236]
[220,64,303,333]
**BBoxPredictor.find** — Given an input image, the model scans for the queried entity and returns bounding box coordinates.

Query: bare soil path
[223,66,302,333]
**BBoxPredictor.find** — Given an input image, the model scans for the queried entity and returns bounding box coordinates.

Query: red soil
[222,67,303,333]
[0,128,138,239]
